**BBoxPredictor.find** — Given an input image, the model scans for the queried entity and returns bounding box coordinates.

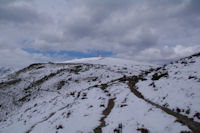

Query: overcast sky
[0,0,200,67]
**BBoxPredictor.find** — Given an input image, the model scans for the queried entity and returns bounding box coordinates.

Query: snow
[0,66,16,78]
[102,84,189,133]
[137,55,200,122]
[63,57,154,68]
[63,57,103,63]
[0,56,199,133]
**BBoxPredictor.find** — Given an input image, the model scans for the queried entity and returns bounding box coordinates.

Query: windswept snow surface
[0,66,15,76]
[0,55,200,133]
[63,57,153,66]
[137,54,200,123]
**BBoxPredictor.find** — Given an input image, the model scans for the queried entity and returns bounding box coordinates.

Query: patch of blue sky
[22,48,113,61]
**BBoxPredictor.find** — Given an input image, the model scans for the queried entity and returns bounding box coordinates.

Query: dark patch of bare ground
[0,78,21,88]
[137,128,149,133]
[94,98,116,133]
[126,76,200,133]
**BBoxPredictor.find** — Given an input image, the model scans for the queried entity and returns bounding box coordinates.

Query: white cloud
[132,45,200,64]
[0,48,51,68]
[0,0,200,67]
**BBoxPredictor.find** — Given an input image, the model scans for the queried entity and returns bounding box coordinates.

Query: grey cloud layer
[0,0,200,67]
[0,0,48,24]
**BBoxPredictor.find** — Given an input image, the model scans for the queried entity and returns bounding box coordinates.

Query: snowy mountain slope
[0,66,15,76]
[64,56,150,64]
[0,55,200,133]
[136,53,200,122]
[63,57,154,68]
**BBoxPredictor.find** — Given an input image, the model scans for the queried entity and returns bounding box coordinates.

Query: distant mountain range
[0,66,14,76]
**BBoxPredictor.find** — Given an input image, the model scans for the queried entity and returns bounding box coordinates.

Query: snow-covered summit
[63,57,103,63]
[0,53,200,133]
[63,57,153,67]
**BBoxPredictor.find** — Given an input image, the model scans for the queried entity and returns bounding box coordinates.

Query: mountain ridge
[0,53,200,133]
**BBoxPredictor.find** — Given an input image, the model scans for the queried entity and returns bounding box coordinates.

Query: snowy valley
[0,53,200,133]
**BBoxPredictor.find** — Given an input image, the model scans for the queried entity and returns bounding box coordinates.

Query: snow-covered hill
[63,57,152,67]
[0,66,14,76]
[0,54,200,133]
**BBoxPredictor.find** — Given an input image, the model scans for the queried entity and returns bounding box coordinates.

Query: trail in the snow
[93,98,115,133]
[127,76,200,133]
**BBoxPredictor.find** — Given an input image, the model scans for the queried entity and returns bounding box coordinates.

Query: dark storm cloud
[186,0,200,14]
[179,0,200,28]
